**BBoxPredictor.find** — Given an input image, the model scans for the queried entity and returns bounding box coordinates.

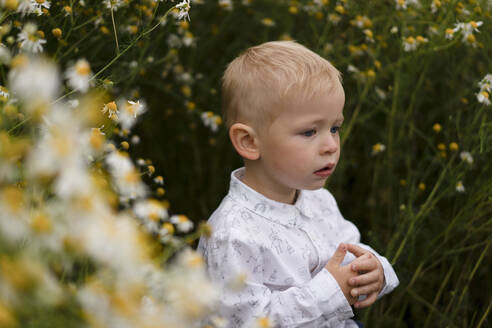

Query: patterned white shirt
[198,168,399,328]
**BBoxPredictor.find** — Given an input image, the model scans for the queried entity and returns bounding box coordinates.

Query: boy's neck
[241,164,298,204]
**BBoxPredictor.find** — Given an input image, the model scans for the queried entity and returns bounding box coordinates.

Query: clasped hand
[325,243,384,308]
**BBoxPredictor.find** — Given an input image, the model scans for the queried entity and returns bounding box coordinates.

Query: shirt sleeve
[322,190,400,298]
[200,229,354,328]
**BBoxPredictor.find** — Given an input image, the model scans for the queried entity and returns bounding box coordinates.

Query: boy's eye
[302,129,317,137]
[330,126,340,134]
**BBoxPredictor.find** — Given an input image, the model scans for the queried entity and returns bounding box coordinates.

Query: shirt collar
[227,167,315,228]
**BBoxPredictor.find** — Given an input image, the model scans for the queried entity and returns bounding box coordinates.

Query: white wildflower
[117,99,147,131]
[395,0,419,10]
[371,143,386,156]
[459,151,473,164]
[17,22,46,53]
[476,91,490,105]
[431,0,441,14]
[453,21,483,45]
[347,64,359,73]
[31,0,50,16]
[105,151,146,201]
[201,111,222,132]
[403,36,417,52]
[134,199,168,232]
[16,0,37,16]
[103,0,124,10]
[375,86,387,100]
[175,0,191,21]
[0,43,11,64]
[65,59,93,93]
[390,26,399,34]
[478,74,492,92]
[455,181,465,192]
[101,101,119,120]
[8,57,59,105]
[218,0,233,11]
[170,214,193,233]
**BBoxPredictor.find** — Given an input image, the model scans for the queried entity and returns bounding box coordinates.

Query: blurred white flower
[0,43,11,64]
[0,186,29,243]
[371,143,386,156]
[478,74,492,92]
[201,111,222,132]
[459,151,473,164]
[103,0,124,10]
[395,0,419,10]
[375,86,387,100]
[117,99,147,131]
[17,22,46,53]
[164,248,219,320]
[347,64,359,73]
[65,59,93,93]
[105,151,146,201]
[218,0,232,11]
[8,56,59,105]
[476,91,490,105]
[134,199,168,232]
[390,26,398,34]
[170,214,193,233]
[456,181,465,192]
[453,21,483,46]
[27,106,93,198]
[16,0,37,16]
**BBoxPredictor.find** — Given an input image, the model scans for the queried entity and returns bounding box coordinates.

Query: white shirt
[198,168,399,328]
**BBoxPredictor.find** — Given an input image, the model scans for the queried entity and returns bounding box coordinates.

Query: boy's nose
[320,134,338,154]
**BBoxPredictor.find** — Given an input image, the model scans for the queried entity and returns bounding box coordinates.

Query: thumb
[329,243,347,266]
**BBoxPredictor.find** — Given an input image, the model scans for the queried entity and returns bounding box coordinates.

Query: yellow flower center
[75,61,91,76]
[31,213,52,233]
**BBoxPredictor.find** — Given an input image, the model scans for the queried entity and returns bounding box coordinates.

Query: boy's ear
[229,123,260,160]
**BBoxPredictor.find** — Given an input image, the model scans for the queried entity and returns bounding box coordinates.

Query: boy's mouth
[314,164,335,177]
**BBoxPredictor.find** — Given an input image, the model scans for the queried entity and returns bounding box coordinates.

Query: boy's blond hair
[222,40,342,129]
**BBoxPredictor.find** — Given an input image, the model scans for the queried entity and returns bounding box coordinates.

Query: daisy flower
[101,101,119,120]
[117,99,147,131]
[459,151,473,164]
[31,0,50,16]
[134,199,169,232]
[17,22,46,53]
[371,143,386,156]
[8,56,59,104]
[200,111,222,132]
[103,0,124,10]
[175,0,191,20]
[16,0,37,16]
[170,214,193,233]
[65,59,93,93]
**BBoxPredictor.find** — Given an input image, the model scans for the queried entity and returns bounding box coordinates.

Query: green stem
[110,6,120,55]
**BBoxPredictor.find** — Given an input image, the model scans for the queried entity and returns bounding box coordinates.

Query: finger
[329,243,347,266]
[354,292,378,309]
[351,282,380,297]
[351,258,377,272]
[345,244,368,257]
[349,271,379,286]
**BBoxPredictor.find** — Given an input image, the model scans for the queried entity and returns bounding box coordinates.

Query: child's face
[256,85,345,195]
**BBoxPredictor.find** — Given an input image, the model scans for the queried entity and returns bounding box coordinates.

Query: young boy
[197,41,399,327]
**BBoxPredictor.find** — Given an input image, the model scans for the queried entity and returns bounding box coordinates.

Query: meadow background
[0,0,491,327]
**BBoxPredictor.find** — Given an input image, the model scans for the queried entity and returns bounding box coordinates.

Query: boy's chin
[303,179,329,190]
